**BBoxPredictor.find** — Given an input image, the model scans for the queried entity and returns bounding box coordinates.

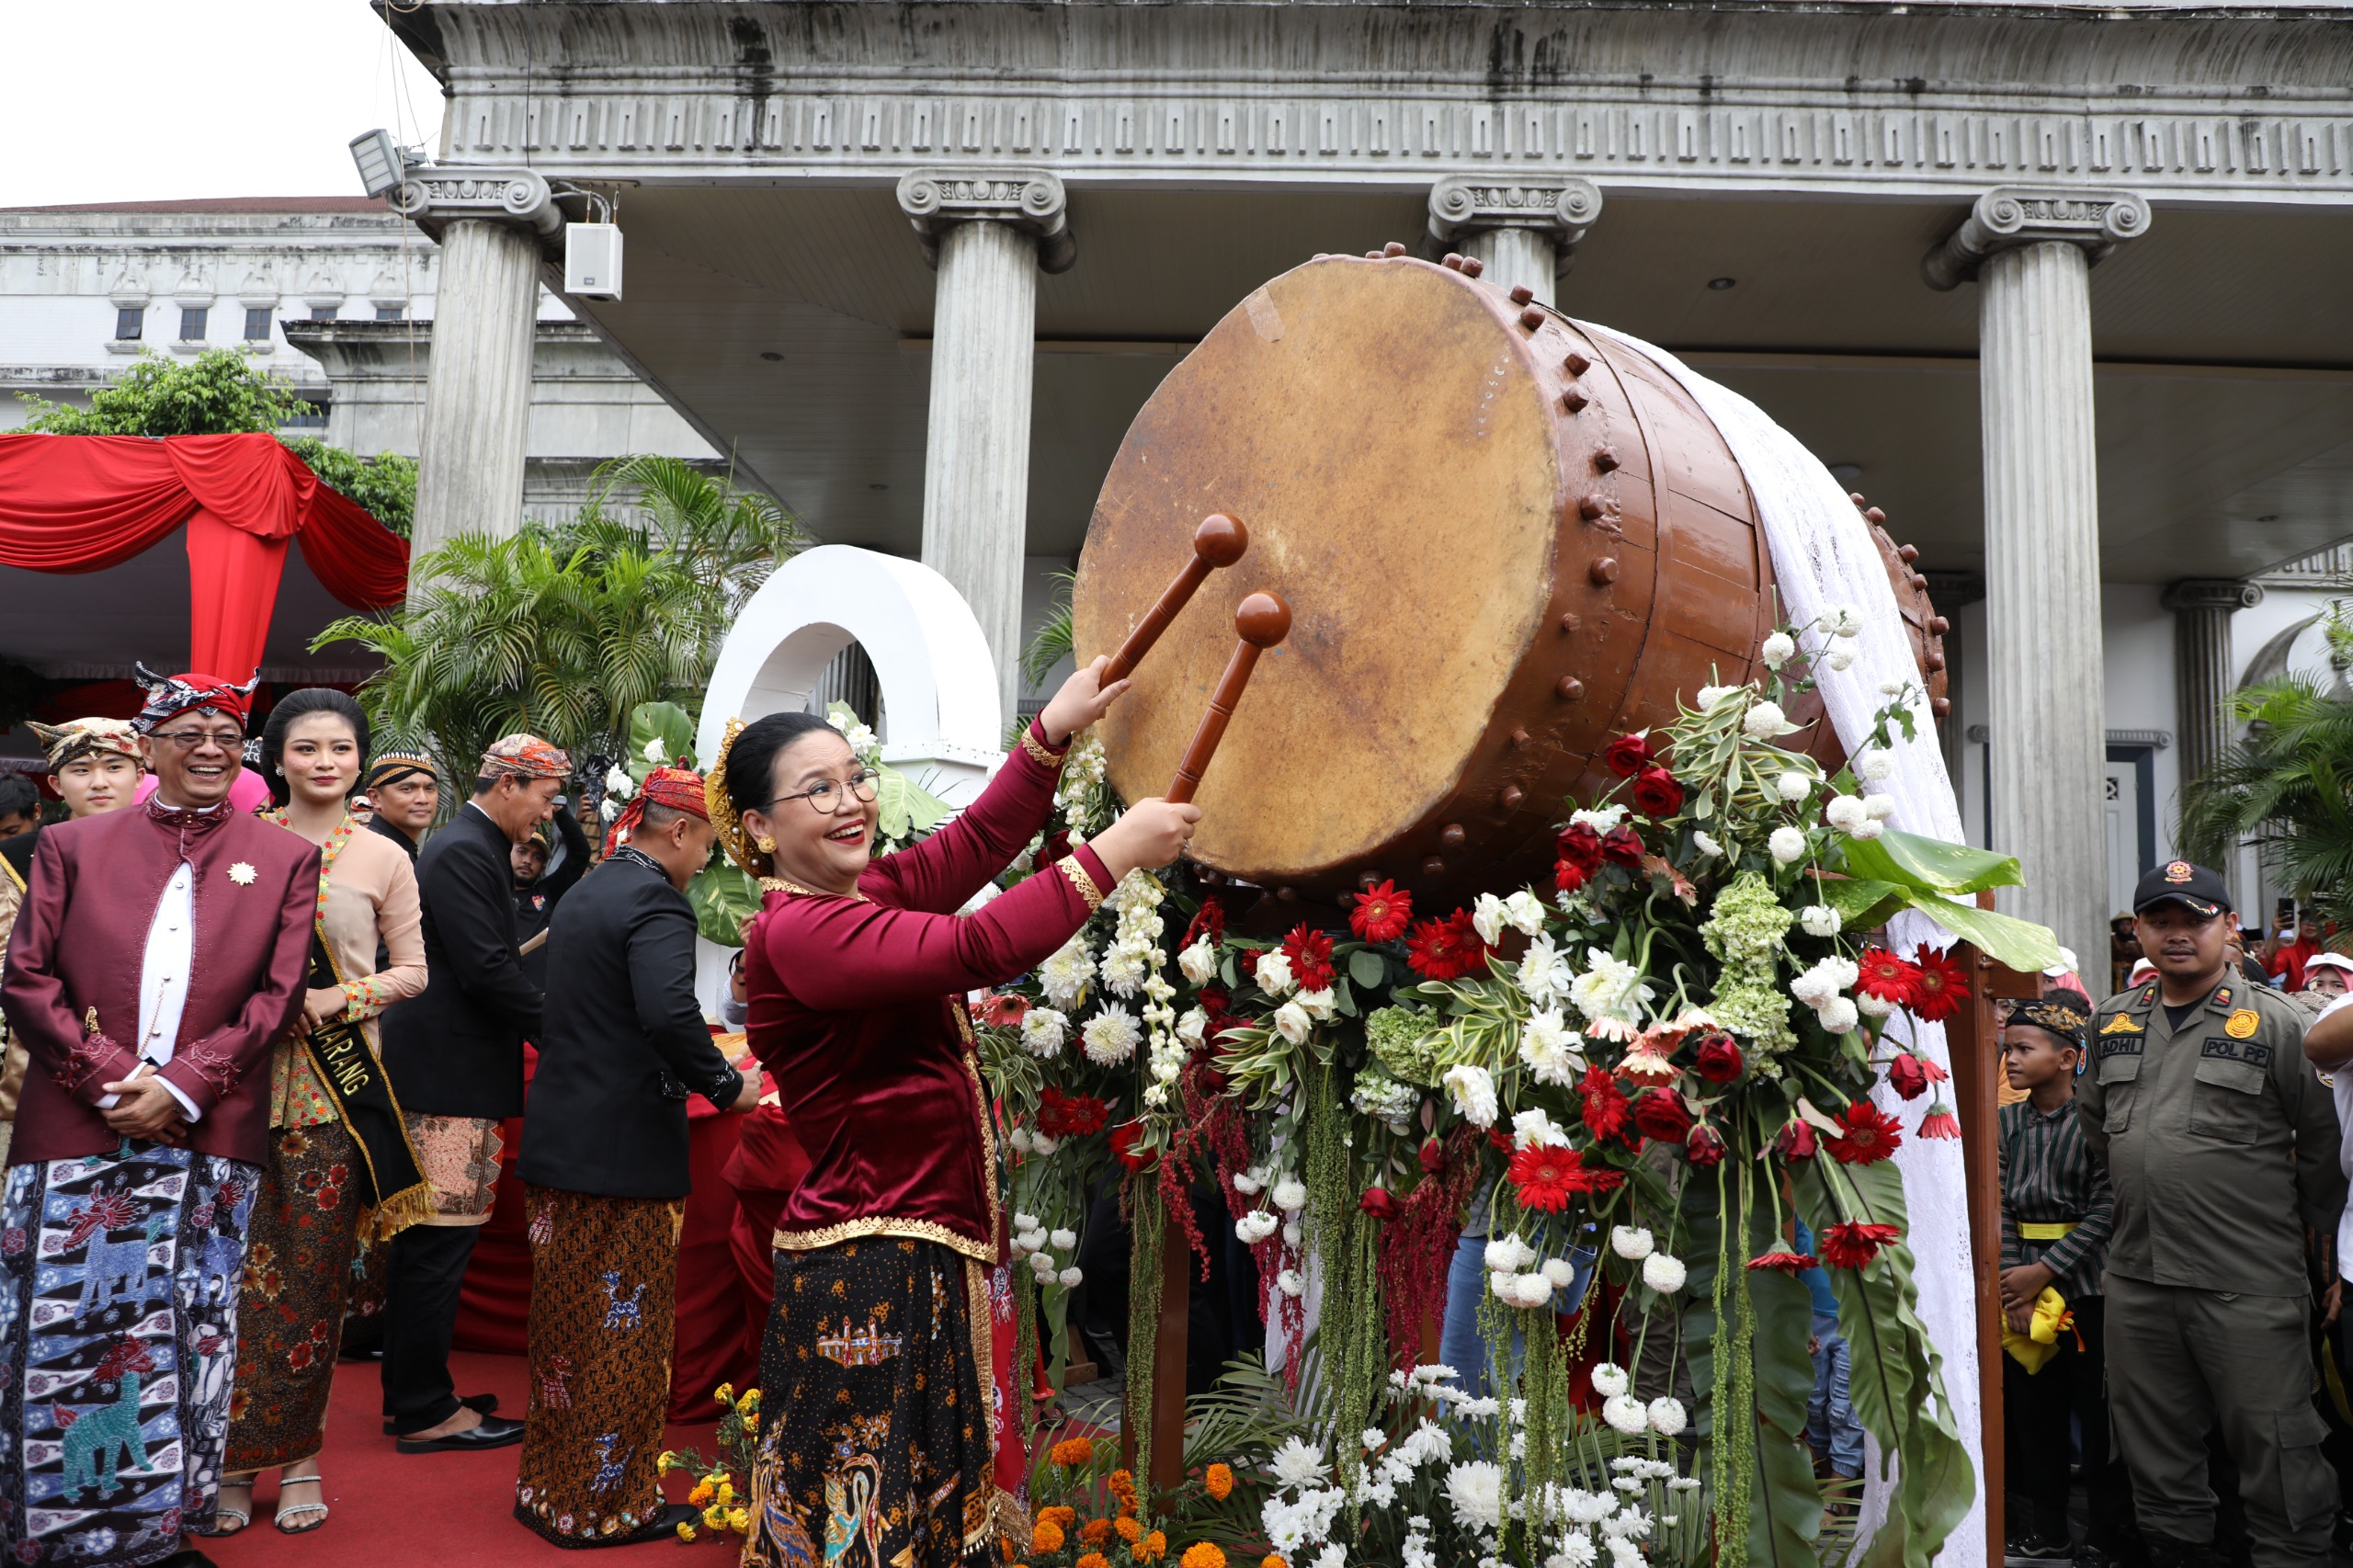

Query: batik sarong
[404,1113,502,1224]
[0,1145,256,1567]
[222,1120,361,1471]
[513,1186,684,1547]
[745,1238,1004,1568]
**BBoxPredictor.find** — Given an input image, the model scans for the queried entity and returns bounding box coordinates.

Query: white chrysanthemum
[641,734,668,764]
[1236,1210,1280,1244]
[1856,746,1893,783]
[1776,770,1813,802]
[1694,684,1742,709]
[1826,648,1855,672]
[1857,991,1896,1018]
[1503,890,1549,937]
[1312,1547,1347,1568]
[1512,1107,1569,1150]
[1039,936,1094,1009]
[1518,1007,1586,1087]
[1566,1489,1617,1526]
[1233,1168,1264,1196]
[1363,1427,1389,1452]
[1050,1228,1076,1249]
[1483,1233,1536,1272]
[1691,830,1722,857]
[1020,1007,1069,1058]
[1643,1253,1687,1294]
[1273,1177,1309,1212]
[1282,1218,1302,1247]
[1442,1063,1499,1128]
[1297,987,1339,1023]
[1515,932,1574,1009]
[1609,1226,1654,1260]
[1278,1268,1306,1297]
[1080,1006,1142,1065]
[1269,1436,1329,1490]
[1824,793,1869,832]
[1851,818,1885,840]
[1552,1537,1599,1568]
[1768,825,1808,865]
[1589,1362,1630,1398]
[1014,1210,1039,1231]
[1445,1460,1506,1532]
[1030,1131,1058,1155]
[1472,892,1508,948]
[1601,1394,1649,1435]
[1824,604,1862,638]
[1760,631,1796,669]
[599,798,621,824]
[1879,678,1907,697]
[1744,699,1799,739]
[1863,792,1896,821]
[1058,1267,1084,1289]
[1817,995,1860,1033]
[1648,1397,1688,1435]
[1255,950,1296,997]
[1542,1256,1578,1289]
[1273,1001,1313,1045]
[1800,904,1843,938]
[1029,1252,1055,1279]
[1568,949,1654,1029]
[1570,803,1627,833]
[1009,1127,1035,1154]
[1178,939,1218,986]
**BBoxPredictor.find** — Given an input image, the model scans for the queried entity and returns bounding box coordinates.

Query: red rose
[1630,766,1684,819]
[1358,1187,1399,1221]
[1566,1148,1628,1196]
[1603,733,1653,778]
[1631,1088,1693,1143]
[1418,1137,1449,1175]
[1183,895,1227,950]
[1774,1119,1819,1162]
[1886,1051,1929,1100]
[1818,1221,1903,1269]
[1692,1033,1744,1085]
[1824,1100,1904,1165]
[1349,880,1414,945]
[1040,829,1073,867]
[1600,824,1644,868]
[1684,1123,1728,1166]
[1108,1121,1157,1172]
[1556,821,1605,872]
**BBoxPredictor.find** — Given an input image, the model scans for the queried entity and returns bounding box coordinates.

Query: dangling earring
[756,835,777,854]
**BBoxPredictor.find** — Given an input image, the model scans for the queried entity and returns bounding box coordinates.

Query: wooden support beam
[1149,1221,1190,1491]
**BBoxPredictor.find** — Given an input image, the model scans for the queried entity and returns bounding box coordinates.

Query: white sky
[0,2,446,210]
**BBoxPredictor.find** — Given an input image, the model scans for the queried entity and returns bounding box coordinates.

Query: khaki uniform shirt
[2080,976,2344,1297]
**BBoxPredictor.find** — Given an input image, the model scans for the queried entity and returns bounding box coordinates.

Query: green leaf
[1896,894,2063,974]
[1839,828,2023,897]
[1348,949,1387,990]
[1818,878,1911,934]
[626,700,699,778]
[688,863,763,947]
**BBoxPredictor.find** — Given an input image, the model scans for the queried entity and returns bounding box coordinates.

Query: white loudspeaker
[565,224,623,300]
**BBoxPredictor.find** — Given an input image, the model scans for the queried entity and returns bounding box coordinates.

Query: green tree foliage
[2178,647,2353,932]
[15,348,416,535]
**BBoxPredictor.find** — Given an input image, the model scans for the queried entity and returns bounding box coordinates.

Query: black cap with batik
[2131,858,2231,918]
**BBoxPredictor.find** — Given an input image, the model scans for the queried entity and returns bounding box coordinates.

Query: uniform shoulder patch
[2101,1012,2144,1035]
[2224,1007,2260,1039]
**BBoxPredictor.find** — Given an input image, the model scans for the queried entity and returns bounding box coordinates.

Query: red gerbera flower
[1349,880,1413,945]
[1508,1144,1580,1212]
[1604,733,1654,778]
[1909,946,1968,1023]
[1578,1064,1632,1144]
[1183,895,1227,951]
[1886,1051,1929,1100]
[1404,909,1489,982]
[1555,857,1593,895]
[1918,1102,1961,1141]
[1855,947,1923,1008]
[1280,925,1337,994]
[975,993,1029,1028]
[1037,1086,1110,1139]
[1565,1148,1627,1196]
[1746,1250,1818,1274]
[1824,1099,1904,1165]
[1817,1221,1904,1269]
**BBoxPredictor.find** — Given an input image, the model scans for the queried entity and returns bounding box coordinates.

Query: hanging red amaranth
[1379,1123,1479,1372]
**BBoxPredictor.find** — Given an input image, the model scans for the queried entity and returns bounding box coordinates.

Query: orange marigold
[1182,1545,1228,1568]
[1033,1522,1068,1554]
[1202,1464,1234,1503]
[1140,1531,1168,1562]
[1114,1517,1144,1544]
[1078,1555,1113,1568]
[1107,1469,1140,1517]
[1051,1436,1097,1468]
[1037,1506,1078,1531]
[1262,1558,1288,1568]
[1081,1519,1114,1547]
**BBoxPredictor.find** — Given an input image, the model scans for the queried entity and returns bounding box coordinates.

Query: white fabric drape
[1588,325,1985,1568]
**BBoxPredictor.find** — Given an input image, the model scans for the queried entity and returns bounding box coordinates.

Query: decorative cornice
[1426,177,1601,267]
[1922,186,2153,290]
[386,165,565,252]
[895,167,1074,274]
[2160,578,2266,614]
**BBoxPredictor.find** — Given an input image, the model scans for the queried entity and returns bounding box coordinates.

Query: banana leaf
[1839,829,2022,897]
[688,862,763,947]
[626,699,699,777]
[1816,869,2063,973]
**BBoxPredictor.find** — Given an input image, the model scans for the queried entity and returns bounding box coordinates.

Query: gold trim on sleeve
[1056,857,1104,913]
[1019,727,1068,771]
[770,1214,997,1265]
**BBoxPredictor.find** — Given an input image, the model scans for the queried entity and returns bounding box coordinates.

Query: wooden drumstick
[1165,592,1291,806]
[1101,513,1250,685]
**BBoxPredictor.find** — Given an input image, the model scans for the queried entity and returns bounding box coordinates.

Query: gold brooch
[227,861,257,886]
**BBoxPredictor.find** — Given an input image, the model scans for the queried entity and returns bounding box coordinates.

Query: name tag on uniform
[2200,1036,2272,1070]
[2099,1033,2144,1059]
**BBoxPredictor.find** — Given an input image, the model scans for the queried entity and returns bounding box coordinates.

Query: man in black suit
[378,733,568,1453]
[361,746,441,865]
[513,766,754,1546]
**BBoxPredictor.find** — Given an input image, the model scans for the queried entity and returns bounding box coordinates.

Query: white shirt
[2318,990,2353,1280]
[95,859,203,1123]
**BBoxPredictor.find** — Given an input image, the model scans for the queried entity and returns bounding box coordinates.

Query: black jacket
[514,803,589,989]
[518,847,742,1199]
[366,812,419,865]
[381,802,544,1119]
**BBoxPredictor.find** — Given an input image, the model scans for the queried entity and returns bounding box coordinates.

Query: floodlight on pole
[349,130,407,199]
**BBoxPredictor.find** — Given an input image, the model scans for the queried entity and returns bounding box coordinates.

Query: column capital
[1426,176,1602,267]
[1922,186,2151,290]
[2161,577,2265,613]
[388,165,566,254]
[896,167,1075,275]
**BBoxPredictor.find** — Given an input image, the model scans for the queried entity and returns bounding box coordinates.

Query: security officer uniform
[2080,860,2347,1568]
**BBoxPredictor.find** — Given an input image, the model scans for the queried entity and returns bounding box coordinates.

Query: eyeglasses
[769,770,881,815]
[149,728,244,752]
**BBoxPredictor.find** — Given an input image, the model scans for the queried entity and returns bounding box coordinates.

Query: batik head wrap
[28,717,142,771]
[131,662,262,734]
[365,746,439,791]
[2009,996,2089,1052]
[609,765,710,848]
[479,733,572,781]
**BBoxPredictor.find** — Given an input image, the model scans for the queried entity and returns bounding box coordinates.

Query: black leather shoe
[396,1414,524,1453]
[383,1392,499,1436]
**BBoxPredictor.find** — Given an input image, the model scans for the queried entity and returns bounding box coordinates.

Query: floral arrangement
[657,1382,763,1542]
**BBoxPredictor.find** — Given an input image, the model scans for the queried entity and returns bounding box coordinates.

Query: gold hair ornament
[706,717,770,878]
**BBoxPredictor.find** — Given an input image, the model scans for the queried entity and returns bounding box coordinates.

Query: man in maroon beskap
[0,666,317,1568]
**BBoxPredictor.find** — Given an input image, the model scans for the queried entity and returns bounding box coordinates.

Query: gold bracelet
[1056,857,1105,913]
[1020,726,1068,771]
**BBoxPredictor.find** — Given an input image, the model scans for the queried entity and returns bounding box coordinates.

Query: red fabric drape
[0,432,409,674]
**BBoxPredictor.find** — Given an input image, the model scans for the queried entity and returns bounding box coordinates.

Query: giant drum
[1074,251,1945,906]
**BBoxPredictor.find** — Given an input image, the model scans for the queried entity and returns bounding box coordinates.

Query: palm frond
[1024,571,1078,687]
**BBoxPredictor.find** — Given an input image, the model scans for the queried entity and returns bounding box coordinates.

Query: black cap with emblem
[2131,859,2232,918]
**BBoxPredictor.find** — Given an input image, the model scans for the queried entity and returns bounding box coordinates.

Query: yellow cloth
[2018,1221,2079,1241]
[2001,1287,2075,1373]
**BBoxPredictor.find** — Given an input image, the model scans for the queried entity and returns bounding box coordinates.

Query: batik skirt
[745,1237,1011,1568]
[513,1186,684,1547]
[0,1145,256,1568]
[222,1120,362,1472]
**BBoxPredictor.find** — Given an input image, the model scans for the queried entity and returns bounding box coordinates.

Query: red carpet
[201,1351,727,1566]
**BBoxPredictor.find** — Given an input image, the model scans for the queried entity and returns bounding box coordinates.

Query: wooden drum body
[1074,252,1942,905]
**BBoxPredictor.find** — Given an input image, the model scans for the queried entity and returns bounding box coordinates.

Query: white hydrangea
[1445,1460,1506,1533]
[1760,631,1796,668]
[1273,1177,1309,1212]
[1177,939,1219,986]
[1776,770,1813,802]
[1255,949,1296,997]
[1799,904,1843,938]
[1443,1063,1499,1129]
[1038,936,1094,1009]
[1589,1362,1630,1398]
[1503,890,1549,937]
[1768,825,1809,865]
[1648,1396,1688,1435]
[1518,1007,1586,1087]
[1744,699,1799,739]
[1609,1226,1654,1261]
[1643,1253,1687,1294]
[1602,1394,1650,1435]
[1019,1006,1069,1058]
[1352,1074,1418,1134]
[1080,1006,1142,1065]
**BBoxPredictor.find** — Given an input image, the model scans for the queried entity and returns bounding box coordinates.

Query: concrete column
[386,167,565,593]
[1926,187,2151,972]
[2163,578,2263,787]
[898,169,1074,722]
[1427,177,1602,309]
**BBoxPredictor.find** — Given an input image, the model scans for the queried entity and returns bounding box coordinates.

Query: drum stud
[1561,389,1589,414]
[1556,676,1586,701]
[1439,823,1468,848]
[1460,256,1485,278]
[1563,351,1590,377]
[1383,241,1407,257]
[1441,252,1464,270]
[1931,697,1952,720]
[1499,785,1526,809]
[1849,492,1869,507]
[1593,448,1620,473]
[1866,506,1888,527]
[1560,612,1583,633]
[1421,857,1448,879]
[1927,650,1947,673]
[1518,307,1546,331]
[1589,557,1620,585]
[1276,885,1300,902]
[1365,250,1384,259]
[1358,869,1384,891]
[1897,542,1920,564]
[1508,727,1532,749]
[1508,284,1535,305]
[1907,571,1928,592]
[1928,615,1950,636]
[1578,493,1608,521]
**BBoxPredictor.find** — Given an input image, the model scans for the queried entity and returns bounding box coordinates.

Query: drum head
[1075,256,1559,888]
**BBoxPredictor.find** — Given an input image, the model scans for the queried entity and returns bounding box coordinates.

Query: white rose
[1273,1177,1309,1212]
[1296,987,1339,1023]
[1471,892,1507,948]
[1609,1226,1654,1261]
[1051,1228,1077,1250]
[1744,699,1798,739]
[1255,950,1296,997]
[1691,830,1722,858]
[1769,826,1808,865]
[1503,890,1549,937]
[1817,996,1860,1033]
[1856,746,1893,783]
[1176,1007,1208,1047]
[1643,1253,1687,1293]
[1602,1394,1650,1436]
[1059,1267,1085,1289]
[1273,1001,1313,1045]
[1442,1064,1499,1129]
[1760,631,1796,669]
[1277,1268,1306,1298]
[1178,939,1219,986]
[1589,1362,1631,1398]
[1647,1397,1688,1436]
[1799,904,1842,938]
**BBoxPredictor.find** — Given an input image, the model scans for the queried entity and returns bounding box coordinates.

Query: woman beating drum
[710,657,1198,1567]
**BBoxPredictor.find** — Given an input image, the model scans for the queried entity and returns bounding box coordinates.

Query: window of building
[114,306,143,341]
[310,304,338,322]
[374,303,404,323]
[282,394,330,431]
[244,307,272,341]
[178,306,208,341]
